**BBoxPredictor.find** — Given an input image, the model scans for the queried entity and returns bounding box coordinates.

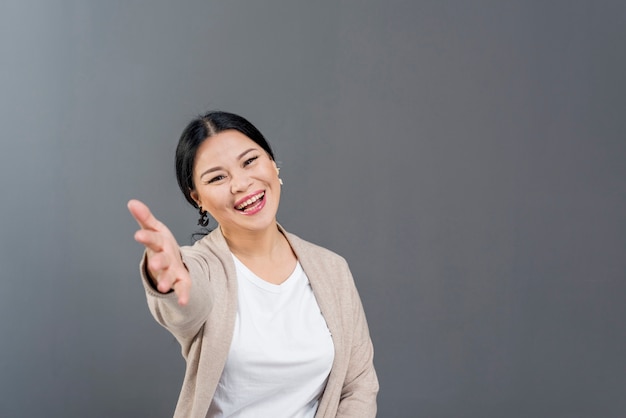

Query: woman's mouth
[235,191,265,213]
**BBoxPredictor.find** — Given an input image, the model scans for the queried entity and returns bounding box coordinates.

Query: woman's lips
[239,196,265,215]
[234,191,266,214]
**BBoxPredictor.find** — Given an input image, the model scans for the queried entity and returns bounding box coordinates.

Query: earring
[197,206,209,227]
[276,167,283,186]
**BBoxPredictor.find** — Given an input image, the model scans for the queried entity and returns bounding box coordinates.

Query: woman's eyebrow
[199,166,221,179]
[237,148,257,159]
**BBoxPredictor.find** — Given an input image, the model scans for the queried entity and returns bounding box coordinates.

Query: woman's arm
[129,199,213,341]
[128,199,191,304]
[337,265,379,417]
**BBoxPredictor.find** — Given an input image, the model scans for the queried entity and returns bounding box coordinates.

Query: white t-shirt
[207,255,335,418]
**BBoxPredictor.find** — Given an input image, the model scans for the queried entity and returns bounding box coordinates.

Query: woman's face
[190,129,281,235]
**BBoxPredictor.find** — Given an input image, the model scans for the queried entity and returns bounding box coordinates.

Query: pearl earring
[276,167,283,185]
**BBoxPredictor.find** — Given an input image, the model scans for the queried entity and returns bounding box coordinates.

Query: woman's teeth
[236,192,265,210]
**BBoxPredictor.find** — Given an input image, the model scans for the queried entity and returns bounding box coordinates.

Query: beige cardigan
[141,225,378,418]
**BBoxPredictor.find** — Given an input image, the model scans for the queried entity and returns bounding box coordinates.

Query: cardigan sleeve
[336,263,379,417]
[140,246,215,347]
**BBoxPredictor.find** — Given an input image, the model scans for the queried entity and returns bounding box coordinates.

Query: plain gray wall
[1,1,625,417]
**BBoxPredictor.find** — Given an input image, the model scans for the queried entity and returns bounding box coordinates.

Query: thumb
[128,199,161,231]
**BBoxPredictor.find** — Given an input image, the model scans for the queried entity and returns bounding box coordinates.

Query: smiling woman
[190,130,282,238]
[127,111,378,418]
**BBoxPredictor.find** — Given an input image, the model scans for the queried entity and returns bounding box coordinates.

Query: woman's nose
[230,171,253,194]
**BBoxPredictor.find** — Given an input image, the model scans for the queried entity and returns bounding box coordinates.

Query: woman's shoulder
[282,229,348,268]
[180,227,232,264]
[283,229,359,301]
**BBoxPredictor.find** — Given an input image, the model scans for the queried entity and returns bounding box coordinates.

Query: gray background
[1,1,625,417]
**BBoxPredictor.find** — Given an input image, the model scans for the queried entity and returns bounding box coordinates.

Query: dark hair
[175,111,275,209]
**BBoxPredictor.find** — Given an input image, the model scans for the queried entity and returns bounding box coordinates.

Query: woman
[128,111,378,417]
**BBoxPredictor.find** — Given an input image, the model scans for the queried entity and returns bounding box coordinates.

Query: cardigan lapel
[280,227,344,417]
[280,227,341,339]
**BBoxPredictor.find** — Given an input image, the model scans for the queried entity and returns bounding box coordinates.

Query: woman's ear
[190,189,200,207]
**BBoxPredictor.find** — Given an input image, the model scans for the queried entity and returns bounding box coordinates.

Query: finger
[134,229,165,253]
[149,265,177,294]
[173,276,191,306]
[147,251,173,274]
[128,199,161,231]
[157,275,175,294]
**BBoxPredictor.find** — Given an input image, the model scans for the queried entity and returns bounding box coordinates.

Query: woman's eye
[243,156,258,166]
[207,175,225,184]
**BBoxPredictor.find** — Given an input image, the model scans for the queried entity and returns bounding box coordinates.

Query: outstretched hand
[127,199,191,306]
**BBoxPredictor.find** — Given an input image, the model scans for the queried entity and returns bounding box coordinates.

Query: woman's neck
[221,221,285,260]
